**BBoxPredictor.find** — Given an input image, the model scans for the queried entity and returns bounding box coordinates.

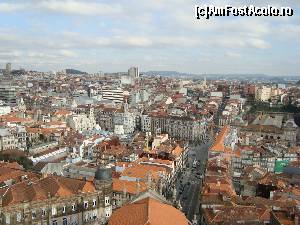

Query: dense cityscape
[0,63,299,225]
[0,0,300,224]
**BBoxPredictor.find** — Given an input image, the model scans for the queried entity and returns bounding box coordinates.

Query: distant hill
[65,69,87,75]
[143,71,300,81]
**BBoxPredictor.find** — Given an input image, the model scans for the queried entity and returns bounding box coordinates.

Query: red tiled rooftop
[108,197,189,225]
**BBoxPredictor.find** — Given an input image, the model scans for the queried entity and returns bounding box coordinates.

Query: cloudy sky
[0,0,299,75]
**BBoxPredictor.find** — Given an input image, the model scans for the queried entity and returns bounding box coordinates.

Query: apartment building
[0,85,18,105]
[67,114,96,132]
[99,89,124,103]
[0,167,113,225]
[239,114,297,146]
[0,128,17,151]
[255,86,272,102]
[232,146,276,177]
[149,114,207,141]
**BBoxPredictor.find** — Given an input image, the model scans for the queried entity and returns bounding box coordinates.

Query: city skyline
[0,0,299,75]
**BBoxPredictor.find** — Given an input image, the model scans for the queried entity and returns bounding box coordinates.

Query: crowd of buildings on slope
[200,125,300,225]
[0,65,300,224]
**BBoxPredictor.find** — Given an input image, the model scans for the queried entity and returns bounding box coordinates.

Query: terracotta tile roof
[210,126,231,153]
[0,161,23,170]
[121,164,169,181]
[203,182,236,196]
[53,109,72,116]
[1,175,96,207]
[115,162,131,168]
[258,173,289,188]
[0,162,40,184]
[113,178,147,195]
[108,197,189,225]
[0,150,27,158]
[138,157,173,166]
[0,115,34,124]
[287,146,300,154]
[203,205,267,224]
[172,145,183,158]
[26,127,63,135]
[271,211,296,225]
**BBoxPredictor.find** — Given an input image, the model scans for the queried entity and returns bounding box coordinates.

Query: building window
[62,206,66,213]
[105,211,111,217]
[72,204,76,211]
[63,218,67,225]
[92,199,97,207]
[42,208,46,217]
[5,214,10,224]
[84,201,88,209]
[105,196,110,206]
[16,212,22,222]
[32,211,36,219]
[52,220,58,225]
[52,207,57,216]
[93,212,97,220]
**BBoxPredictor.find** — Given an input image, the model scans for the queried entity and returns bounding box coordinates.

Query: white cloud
[225,51,241,59]
[0,0,299,74]
[211,35,271,50]
[0,0,122,15]
[277,24,300,39]
[38,0,122,15]
[59,49,78,57]
[0,3,27,12]
[249,38,271,49]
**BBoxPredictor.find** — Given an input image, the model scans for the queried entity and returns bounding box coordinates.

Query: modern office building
[0,85,18,104]
[128,67,139,79]
[5,63,11,75]
[100,88,124,103]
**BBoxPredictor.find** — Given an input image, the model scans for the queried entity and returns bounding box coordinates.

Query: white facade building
[255,86,272,102]
[0,128,17,151]
[121,76,134,85]
[67,114,97,132]
[0,104,11,116]
[113,111,136,134]
[100,88,124,103]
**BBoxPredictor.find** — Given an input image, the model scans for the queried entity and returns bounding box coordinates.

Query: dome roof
[94,167,112,181]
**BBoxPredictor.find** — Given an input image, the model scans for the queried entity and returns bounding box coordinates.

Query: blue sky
[0,0,299,75]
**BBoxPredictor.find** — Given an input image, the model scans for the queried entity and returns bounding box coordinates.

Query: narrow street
[175,137,213,224]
